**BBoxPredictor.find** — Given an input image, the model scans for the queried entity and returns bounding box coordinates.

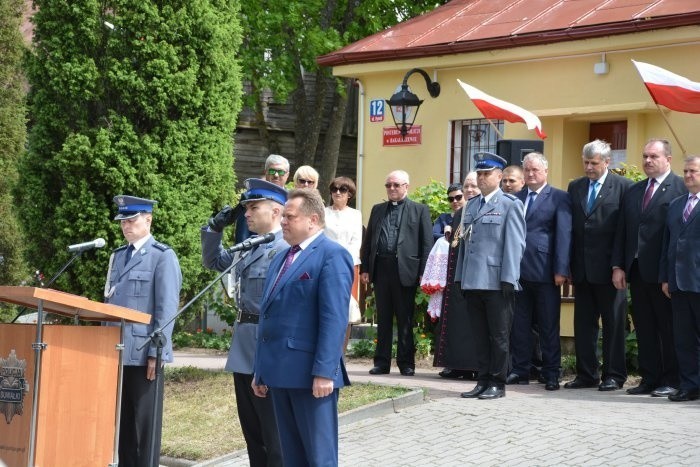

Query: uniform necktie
[642,178,656,211]
[124,244,135,266]
[270,245,301,293]
[479,196,486,211]
[526,191,537,214]
[683,195,697,223]
[587,181,599,213]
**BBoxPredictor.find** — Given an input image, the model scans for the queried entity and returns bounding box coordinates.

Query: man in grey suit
[660,155,700,402]
[104,195,182,467]
[566,139,632,391]
[612,139,685,397]
[202,179,287,466]
[361,170,433,376]
[456,153,526,400]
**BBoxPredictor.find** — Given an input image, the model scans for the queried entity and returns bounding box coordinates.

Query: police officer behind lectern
[202,179,288,466]
[104,195,182,467]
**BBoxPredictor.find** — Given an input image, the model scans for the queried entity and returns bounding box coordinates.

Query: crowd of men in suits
[370,138,700,404]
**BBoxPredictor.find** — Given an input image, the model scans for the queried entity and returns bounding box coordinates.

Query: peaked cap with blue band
[474,152,508,171]
[113,195,157,220]
[240,178,287,206]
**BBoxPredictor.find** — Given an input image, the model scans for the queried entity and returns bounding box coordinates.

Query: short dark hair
[329,176,357,198]
[447,183,462,194]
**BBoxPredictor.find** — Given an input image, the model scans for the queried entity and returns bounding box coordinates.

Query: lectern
[0,286,151,467]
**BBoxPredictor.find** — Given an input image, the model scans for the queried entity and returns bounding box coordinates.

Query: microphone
[228,232,276,253]
[67,238,107,253]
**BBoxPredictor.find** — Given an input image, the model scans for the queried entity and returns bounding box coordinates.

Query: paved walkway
[171,352,700,466]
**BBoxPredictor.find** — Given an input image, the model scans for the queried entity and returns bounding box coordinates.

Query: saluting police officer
[201,179,287,467]
[455,153,526,400]
[105,195,182,467]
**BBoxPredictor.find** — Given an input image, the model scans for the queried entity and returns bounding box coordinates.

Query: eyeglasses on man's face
[297,178,316,186]
[384,182,407,189]
[447,194,464,203]
[331,186,349,194]
[267,168,287,177]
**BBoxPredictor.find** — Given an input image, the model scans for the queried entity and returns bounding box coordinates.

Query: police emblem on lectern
[0,350,29,424]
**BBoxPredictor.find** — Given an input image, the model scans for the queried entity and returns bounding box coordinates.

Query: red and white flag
[632,60,700,114]
[457,79,546,139]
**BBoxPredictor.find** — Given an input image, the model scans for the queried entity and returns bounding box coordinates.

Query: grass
[161,366,410,461]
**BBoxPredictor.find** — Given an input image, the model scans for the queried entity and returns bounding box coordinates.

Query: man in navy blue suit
[660,155,700,402]
[252,189,353,465]
[507,152,572,391]
[612,139,685,397]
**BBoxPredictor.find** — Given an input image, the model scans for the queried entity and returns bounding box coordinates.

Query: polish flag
[632,60,700,114]
[457,79,546,139]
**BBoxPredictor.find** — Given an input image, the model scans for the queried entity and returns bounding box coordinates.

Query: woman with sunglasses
[293,165,319,189]
[324,177,363,353]
[432,183,466,241]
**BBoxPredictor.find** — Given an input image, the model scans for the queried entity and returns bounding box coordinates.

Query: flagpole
[486,119,503,139]
[654,103,688,156]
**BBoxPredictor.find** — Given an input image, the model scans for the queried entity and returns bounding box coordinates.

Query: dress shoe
[439,368,462,379]
[545,379,560,391]
[564,377,599,389]
[505,373,529,385]
[477,386,505,399]
[668,389,699,402]
[537,374,547,384]
[598,378,622,391]
[368,366,389,375]
[399,367,415,376]
[651,386,677,397]
[626,383,654,395]
[460,384,488,398]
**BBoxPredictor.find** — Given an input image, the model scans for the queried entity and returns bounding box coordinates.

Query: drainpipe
[355,79,365,213]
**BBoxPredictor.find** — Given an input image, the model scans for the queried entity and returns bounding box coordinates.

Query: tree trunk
[319,78,351,188]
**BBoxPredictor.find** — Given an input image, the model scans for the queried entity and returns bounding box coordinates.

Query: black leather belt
[237,311,259,324]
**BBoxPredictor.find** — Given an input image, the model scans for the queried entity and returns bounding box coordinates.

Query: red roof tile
[318,0,700,66]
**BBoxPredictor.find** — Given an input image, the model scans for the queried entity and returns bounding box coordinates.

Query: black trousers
[233,372,283,467]
[465,290,514,387]
[629,262,678,388]
[511,280,561,381]
[573,281,628,384]
[373,256,416,370]
[119,365,163,467]
[670,291,700,391]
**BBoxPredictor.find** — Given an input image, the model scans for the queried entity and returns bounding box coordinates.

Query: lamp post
[386,68,440,138]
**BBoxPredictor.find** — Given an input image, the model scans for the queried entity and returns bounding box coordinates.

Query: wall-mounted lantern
[386,68,440,138]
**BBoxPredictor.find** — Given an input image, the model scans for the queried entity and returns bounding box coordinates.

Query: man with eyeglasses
[361,170,432,376]
[432,183,466,241]
[208,154,290,243]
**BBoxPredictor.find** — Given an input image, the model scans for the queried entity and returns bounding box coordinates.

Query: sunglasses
[267,168,287,177]
[331,186,349,194]
[297,178,316,186]
[385,182,406,189]
[448,194,464,203]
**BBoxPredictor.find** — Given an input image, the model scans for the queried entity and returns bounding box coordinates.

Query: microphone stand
[138,251,245,467]
[11,251,85,323]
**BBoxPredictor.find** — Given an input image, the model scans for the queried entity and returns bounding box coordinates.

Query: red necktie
[641,178,656,211]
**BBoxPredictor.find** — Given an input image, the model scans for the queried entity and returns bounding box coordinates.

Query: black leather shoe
[478,386,505,399]
[669,389,699,402]
[439,368,462,379]
[460,384,488,398]
[626,383,654,395]
[564,377,599,389]
[651,386,677,397]
[368,366,389,375]
[399,367,415,376]
[505,373,529,385]
[545,379,560,391]
[598,377,622,391]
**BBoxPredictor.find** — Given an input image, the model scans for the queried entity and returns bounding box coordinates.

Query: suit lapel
[262,235,323,304]
[117,238,153,279]
[578,179,590,215]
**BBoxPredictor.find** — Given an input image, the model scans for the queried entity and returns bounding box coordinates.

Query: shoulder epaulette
[113,245,127,252]
[153,241,171,251]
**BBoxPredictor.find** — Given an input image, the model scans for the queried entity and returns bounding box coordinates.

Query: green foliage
[349,338,376,358]
[617,163,646,182]
[409,179,451,222]
[172,328,231,351]
[625,331,639,373]
[18,1,243,314]
[0,0,29,292]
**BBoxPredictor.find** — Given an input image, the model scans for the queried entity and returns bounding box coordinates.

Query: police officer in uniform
[202,179,287,467]
[456,153,526,400]
[104,195,182,467]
